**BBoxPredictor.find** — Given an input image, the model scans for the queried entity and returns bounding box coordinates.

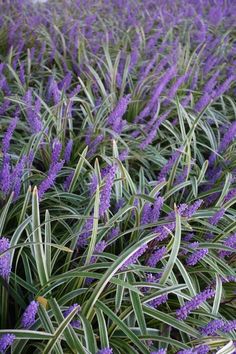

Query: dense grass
[0,0,236,353]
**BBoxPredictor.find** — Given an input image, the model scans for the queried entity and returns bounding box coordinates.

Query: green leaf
[95,308,109,349]
[212,275,222,316]
[96,301,149,354]
[69,146,88,193]
[32,187,48,286]
[82,232,157,319]
[143,306,201,338]
[159,209,181,284]
[85,185,99,265]
[45,299,86,354]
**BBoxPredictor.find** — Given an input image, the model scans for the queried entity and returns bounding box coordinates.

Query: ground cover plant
[0,0,236,353]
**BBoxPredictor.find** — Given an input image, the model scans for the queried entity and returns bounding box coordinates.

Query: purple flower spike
[158,148,183,181]
[221,320,236,333]
[0,155,11,195]
[147,246,166,267]
[177,345,209,354]
[21,301,39,328]
[107,226,119,241]
[24,89,42,133]
[64,139,73,164]
[186,249,208,266]
[96,348,113,354]
[176,287,215,320]
[2,115,19,154]
[63,303,81,317]
[154,222,175,241]
[89,174,98,196]
[148,294,168,308]
[120,244,148,270]
[51,139,62,166]
[181,200,203,218]
[90,241,107,264]
[0,237,11,280]
[209,208,225,225]
[219,233,236,258]
[12,155,27,200]
[107,94,131,134]
[218,121,236,156]
[99,165,116,217]
[0,334,16,352]
[63,303,81,329]
[38,160,64,200]
[201,319,224,336]
[150,349,166,354]
[77,217,93,248]
[63,171,74,191]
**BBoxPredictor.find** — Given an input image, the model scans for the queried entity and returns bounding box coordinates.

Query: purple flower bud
[107,95,131,134]
[51,139,62,166]
[118,149,129,161]
[19,62,25,85]
[219,233,236,258]
[185,200,203,218]
[0,100,10,116]
[203,70,220,93]
[21,301,39,328]
[90,241,107,264]
[158,148,183,181]
[87,134,104,157]
[64,139,73,164]
[195,93,211,112]
[48,77,60,105]
[150,350,166,354]
[164,72,189,105]
[0,334,15,352]
[99,165,116,217]
[174,166,189,186]
[12,155,27,200]
[63,171,74,191]
[77,217,93,248]
[221,320,236,333]
[96,348,113,354]
[224,188,236,203]
[148,294,168,308]
[146,246,166,267]
[140,110,171,149]
[38,160,64,200]
[107,226,119,241]
[120,244,148,270]
[0,237,11,280]
[154,222,175,242]
[135,66,176,124]
[63,303,81,329]
[177,345,209,354]
[219,121,236,154]
[176,287,215,320]
[186,249,208,266]
[213,75,235,98]
[58,72,72,91]
[0,155,11,195]
[68,84,81,98]
[2,115,19,154]
[201,319,224,336]
[184,233,194,242]
[209,208,225,225]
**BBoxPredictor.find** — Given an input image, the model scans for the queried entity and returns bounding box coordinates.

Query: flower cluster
[0,237,11,280]
[176,288,215,320]
[21,301,39,328]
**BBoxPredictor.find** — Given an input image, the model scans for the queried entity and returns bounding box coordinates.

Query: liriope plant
[0,1,236,353]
